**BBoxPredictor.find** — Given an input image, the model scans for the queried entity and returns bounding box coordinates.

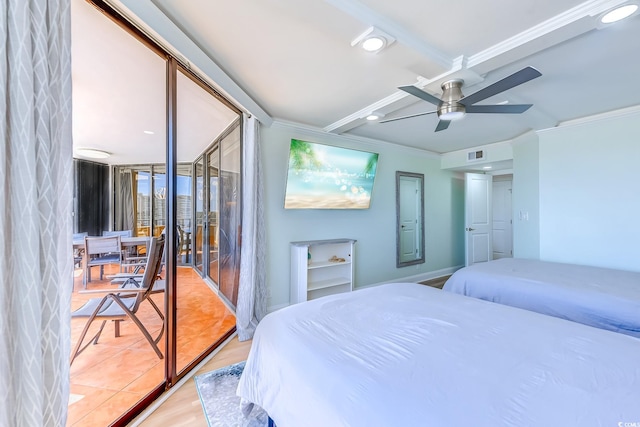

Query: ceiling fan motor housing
[437,79,466,119]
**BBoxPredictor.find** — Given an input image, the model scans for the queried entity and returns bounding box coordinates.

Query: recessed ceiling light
[483,166,493,170]
[143,130,155,135]
[351,26,396,54]
[75,148,111,159]
[362,37,385,52]
[366,111,385,121]
[601,4,638,23]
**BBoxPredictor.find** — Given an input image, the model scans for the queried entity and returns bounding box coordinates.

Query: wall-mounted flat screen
[284,139,379,209]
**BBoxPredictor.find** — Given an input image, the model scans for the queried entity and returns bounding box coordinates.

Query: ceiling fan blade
[435,120,450,132]
[379,110,437,123]
[399,85,442,106]
[458,66,541,106]
[465,104,533,114]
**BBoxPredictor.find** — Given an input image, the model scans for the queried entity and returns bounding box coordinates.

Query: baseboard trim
[357,265,464,290]
[267,302,289,313]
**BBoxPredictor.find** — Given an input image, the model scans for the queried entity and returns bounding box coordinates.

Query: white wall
[262,122,465,309]
[536,112,640,271]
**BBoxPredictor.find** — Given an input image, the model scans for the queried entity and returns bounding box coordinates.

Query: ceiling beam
[323,0,452,69]
[325,0,629,135]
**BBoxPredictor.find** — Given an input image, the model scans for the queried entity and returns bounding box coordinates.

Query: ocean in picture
[284,139,379,209]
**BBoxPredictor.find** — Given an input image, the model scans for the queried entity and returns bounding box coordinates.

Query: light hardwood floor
[419,275,451,289]
[131,336,252,426]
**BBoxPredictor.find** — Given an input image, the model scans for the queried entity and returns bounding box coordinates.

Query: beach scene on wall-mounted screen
[284,139,379,209]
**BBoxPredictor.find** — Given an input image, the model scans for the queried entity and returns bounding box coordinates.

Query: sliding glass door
[70,1,243,425]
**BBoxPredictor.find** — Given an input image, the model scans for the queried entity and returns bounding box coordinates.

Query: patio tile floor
[68,265,235,426]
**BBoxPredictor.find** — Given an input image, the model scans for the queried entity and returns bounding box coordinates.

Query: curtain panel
[0,1,73,426]
[115,169,135,233]
[236,115,266,341]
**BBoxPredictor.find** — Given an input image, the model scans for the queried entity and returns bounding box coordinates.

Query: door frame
[464,173,493,266]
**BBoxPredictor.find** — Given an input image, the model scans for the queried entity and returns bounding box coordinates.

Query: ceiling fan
[381,66,542,132]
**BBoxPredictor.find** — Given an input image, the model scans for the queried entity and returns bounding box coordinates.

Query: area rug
[194,361,268,427]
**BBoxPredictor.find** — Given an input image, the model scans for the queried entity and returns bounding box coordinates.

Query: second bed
[442,257,640,337]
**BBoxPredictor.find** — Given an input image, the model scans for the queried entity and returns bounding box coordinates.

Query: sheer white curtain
[0,1,73,426]
[237,115,266,341]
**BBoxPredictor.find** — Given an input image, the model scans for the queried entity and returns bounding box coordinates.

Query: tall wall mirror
[396,171,425,268]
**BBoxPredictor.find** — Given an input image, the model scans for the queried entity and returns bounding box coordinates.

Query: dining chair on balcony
[108,228,169,284]
[104,229,147,273]
[70,235,166,365]
[102,229,132,238]
[73,232,88,268]
[83,235,123,287]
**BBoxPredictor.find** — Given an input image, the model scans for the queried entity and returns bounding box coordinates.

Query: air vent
[467,150,485,162]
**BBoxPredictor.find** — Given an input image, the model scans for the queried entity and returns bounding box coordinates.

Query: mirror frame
[396,171,425,268]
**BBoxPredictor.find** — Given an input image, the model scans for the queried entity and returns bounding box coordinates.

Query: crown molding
[269,120,441,159]
[467,0,624,68]
[537,104,640,134]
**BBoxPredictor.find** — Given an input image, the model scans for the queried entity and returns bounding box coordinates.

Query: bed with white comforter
[443,258,640,337]
[237,283,640,427]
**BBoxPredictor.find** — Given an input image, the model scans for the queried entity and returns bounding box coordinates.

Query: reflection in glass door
[152,167,166,237]
[219,123,241,306]
[194,158,204,275]
[135,170,151,237]
[208,148,219,284]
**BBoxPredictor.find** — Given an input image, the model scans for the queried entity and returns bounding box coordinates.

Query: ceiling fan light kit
[383,66,542,132]
[438,79,467,121]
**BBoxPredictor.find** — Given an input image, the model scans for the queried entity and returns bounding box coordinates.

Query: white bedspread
[237,283,640,427]
[443,258,640,337]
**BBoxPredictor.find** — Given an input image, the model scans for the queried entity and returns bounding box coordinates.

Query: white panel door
[399,176,419,264]
[492,179,513,259]
[465,173,492,266]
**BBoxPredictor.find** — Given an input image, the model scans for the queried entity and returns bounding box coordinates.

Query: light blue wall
[262,123,465,309]
[512,132,540,259]
[537,113,640,271]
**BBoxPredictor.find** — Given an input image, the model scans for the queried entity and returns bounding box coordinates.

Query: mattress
[443,258,640,337]
[237,283,640,427]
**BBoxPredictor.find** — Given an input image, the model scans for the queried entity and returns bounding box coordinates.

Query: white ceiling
[73,0,640,163]
[71,0,239,165]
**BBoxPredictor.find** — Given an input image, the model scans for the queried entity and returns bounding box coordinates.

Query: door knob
[466,227,475,231]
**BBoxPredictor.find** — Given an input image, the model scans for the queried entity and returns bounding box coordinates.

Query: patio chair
[70,235,166,365]
[83,235,123,286]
